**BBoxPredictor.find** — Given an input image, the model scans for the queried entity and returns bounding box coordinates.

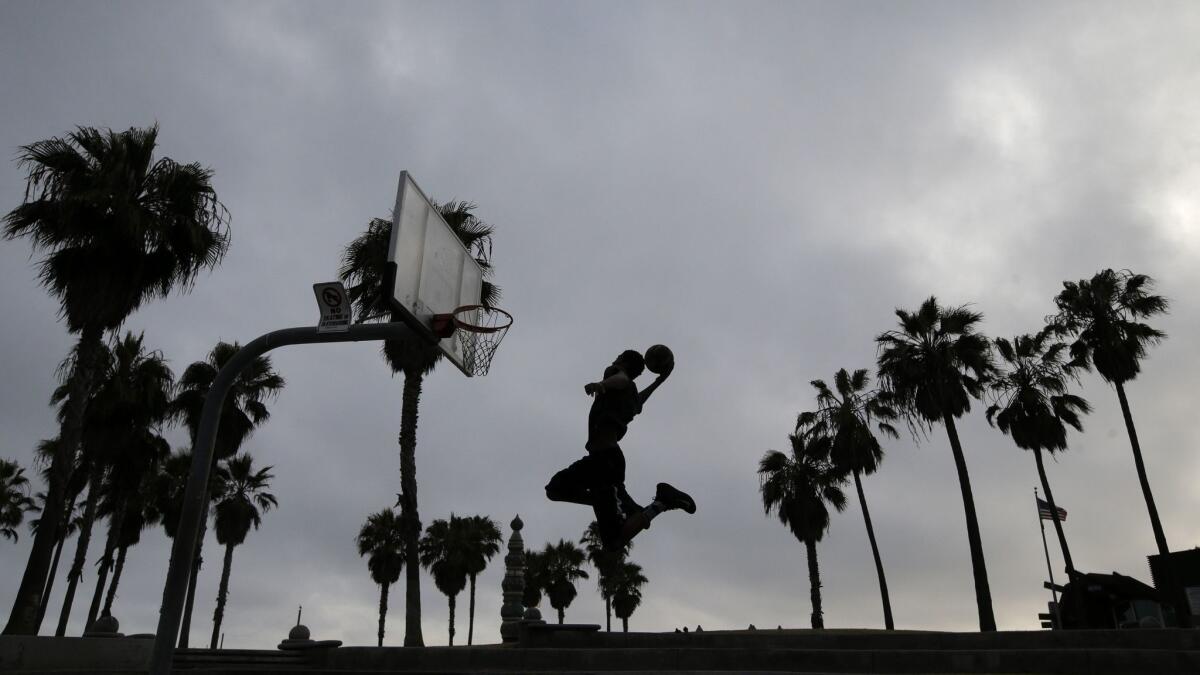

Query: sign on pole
[313,282,351,333]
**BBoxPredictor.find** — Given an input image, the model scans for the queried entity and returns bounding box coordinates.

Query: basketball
[644,344,674,374]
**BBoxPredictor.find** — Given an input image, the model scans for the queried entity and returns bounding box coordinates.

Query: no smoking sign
[313,282,352,333]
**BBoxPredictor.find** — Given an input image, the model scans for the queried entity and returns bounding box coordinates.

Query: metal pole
[149,322,416,675]
[1035,488,1061,627]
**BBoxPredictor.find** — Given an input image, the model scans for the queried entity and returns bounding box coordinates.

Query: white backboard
[387,171,484,376]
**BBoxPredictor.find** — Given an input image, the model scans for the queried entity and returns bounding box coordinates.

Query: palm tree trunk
[377,582,389,647]
[557,607,564,624]
[4,325,104,635]
[447,594,456,646]
[1032,448,1074,576]
[37,532,69,628]
[853,470,894,630]
[622,616,628,632]
[56,464,103,636]
[1114,382,1169,556]
[102,544,128,617]
[606,597,612,632]
[467,574,476,646]
[86,514,121,630]
[1113,383,1190,627]
[179,511,208,647]
[399,371,424,647]
[210,542,236,649]
[942,413,996,632]
[805,539,823,629]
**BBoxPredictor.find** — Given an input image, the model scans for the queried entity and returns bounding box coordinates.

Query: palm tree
[540,539,589,624]
[986,330,1090,580]
[580,520,632,632]
[3,125,229,635]
[419,515,470,645]
[29,436,89,626]
[53,333,171,635]
[209,454,277,649]
[50,342,113,636]
[356,509,405,647]
[758,432,847,629]
[101,472,161,618]
[876,296,997,631]
[522,548,546,610]
[152,450,229,637]
[28,482,86,627]
[1052,269,1171,556]
[153,450,228,541]
[339,202,498,647]
[153,450,229,542]
[1,459,36,542]
[608,560,648,633]
[79,332,172,631]
[169,342,283,647]
[797,368,898,630]
[461,515,502,645]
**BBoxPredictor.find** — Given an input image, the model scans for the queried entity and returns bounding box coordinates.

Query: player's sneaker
[654,482,696,514]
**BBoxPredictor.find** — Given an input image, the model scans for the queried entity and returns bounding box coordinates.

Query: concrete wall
[0,635,153,672]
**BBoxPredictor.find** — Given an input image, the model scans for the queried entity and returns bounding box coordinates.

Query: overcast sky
[2,0,1198,649]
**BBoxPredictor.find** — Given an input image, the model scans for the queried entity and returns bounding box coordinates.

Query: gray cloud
[2,0,1198,649]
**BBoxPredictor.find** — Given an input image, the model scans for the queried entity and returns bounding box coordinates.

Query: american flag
[1037,497,1067,521]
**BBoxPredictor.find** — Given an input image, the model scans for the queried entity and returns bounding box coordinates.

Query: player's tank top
[589,364,642,428]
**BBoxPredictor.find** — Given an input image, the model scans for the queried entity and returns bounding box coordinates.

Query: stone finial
[500,515,527,642]
[278,607,341,651]
[84,613,122,637]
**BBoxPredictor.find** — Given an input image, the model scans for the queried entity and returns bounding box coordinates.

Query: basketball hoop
[431,305,512,376]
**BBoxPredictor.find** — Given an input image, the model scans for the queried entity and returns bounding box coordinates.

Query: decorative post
[500,515,527,642]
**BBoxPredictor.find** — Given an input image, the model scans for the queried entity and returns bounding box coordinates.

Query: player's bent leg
[616,482,698,546]
[545,455,602,506]
[545,478,592,506]
[616,485,642,518]
[618,510,651,544]
[594,486,627,551]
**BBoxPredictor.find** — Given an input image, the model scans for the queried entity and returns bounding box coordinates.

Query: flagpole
[1035,487,1061,626]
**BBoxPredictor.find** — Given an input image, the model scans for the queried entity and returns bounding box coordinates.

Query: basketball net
[451,305,512,376]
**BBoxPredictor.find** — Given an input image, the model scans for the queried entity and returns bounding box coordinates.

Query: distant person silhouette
[545,349,695,551]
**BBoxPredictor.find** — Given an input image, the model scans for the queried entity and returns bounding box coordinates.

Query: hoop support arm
[150,322,417,675]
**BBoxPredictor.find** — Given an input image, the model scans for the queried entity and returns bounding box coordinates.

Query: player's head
[615,350,645,379]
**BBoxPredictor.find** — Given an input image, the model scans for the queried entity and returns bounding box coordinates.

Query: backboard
[386,171,484,376]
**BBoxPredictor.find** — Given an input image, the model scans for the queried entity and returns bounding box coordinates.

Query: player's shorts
[545,446,641,550]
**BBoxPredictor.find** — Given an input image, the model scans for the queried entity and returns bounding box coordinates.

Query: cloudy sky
[2,0,1198,649]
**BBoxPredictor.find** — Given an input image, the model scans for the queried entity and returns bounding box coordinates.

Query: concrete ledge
[522,627,1200,651]
[6,630,1197,674]
[520,622,600,645]
[0,635,153,671]
[313,643,1199,674]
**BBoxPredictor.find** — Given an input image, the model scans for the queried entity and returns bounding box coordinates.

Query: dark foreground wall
[4,629,1198,675]
[1,635,153,672]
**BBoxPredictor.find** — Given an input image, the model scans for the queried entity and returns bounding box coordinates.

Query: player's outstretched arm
[585,371,632,396]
